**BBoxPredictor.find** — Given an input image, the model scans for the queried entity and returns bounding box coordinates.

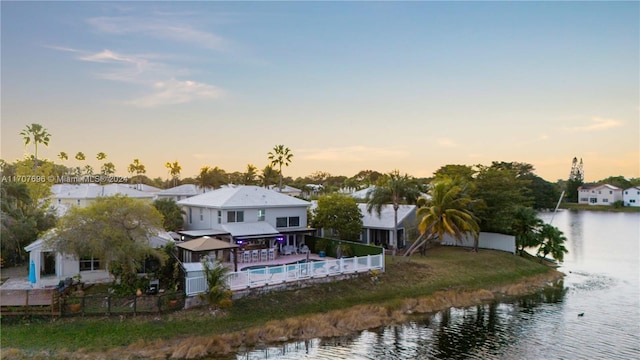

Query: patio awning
[178,229,230,239]
[222,222,281,238]
[176,236,239,252]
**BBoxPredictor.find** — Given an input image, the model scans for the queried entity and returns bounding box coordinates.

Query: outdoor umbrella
[28,260,36,284]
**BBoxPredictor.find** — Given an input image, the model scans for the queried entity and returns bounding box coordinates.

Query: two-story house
[623,186,640,207]
[177,185,314,252]
[577,184,623,205]
[51,183,155,216]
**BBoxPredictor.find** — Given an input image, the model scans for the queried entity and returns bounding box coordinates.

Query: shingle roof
[177,185,310,209]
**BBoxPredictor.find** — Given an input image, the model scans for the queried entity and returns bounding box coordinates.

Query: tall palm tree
[96,152,107,161]
[260,165,279,188]
[58,152,68,161]
[165,161,182,187]
[407,179,480,257]
[74,152,86,177]
[20,123,51,168]
[366,170,421,259]
[128,159,146,184]
[267,145,293,190]
[243,164,258,185]
[101,162,116,176]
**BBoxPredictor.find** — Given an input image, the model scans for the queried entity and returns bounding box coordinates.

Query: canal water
[235,210,640,359]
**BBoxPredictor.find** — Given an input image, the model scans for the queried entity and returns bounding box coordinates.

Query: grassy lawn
[2,246,558,354]
[559,203,640,212]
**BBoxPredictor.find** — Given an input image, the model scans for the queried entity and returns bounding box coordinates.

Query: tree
[199,259,231,309]
[197,166,227,189]
[566,157,584,202]
[433,164,476,182]
[537,224,568,263]
[20,123,51,168]
[472,164,533,234]
[153,198,185,232]
[260,165,279,188]
[242,164,258,185]
[268,144,293,190]
[408,179,480,256]
[58,152,68,161]
[128,159,146,184]
[50,195,165,286]
[511,206,544,255]
[597,176,631,190]
[366,170,421,259]
[96,152,107,161]
[101,162,116,176]
[165,161,182,187]
[74,152,86,177]
[312,193,363,241]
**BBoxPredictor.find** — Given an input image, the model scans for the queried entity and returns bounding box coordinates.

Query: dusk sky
[2,1,638,183]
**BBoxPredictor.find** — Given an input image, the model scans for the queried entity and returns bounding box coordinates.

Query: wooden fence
[0,288,62,316]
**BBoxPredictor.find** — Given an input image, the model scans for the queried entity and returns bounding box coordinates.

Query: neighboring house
[268,185,302,197]
[311,202,417,249]
[24,230,174,288]
[577,184,623,205]
[155,184,207,202]
[51,183,155,216]
[350,186,376,200]
[623,186,640,207]
[177,185,314,251]
[128,183,162,194]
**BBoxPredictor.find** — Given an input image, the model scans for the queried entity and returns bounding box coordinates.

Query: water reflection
[236,282,567,360]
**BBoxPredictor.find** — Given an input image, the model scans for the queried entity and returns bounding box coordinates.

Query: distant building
[577,184,623,205]
[623,186,640,207]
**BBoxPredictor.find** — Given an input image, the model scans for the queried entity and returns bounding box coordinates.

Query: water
[235,210,640,359]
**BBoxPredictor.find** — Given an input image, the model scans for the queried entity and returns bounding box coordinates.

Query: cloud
[435,138,458,148]
[301,146,407,162]
[86,16,226,50]
[126,79,223,108]
[568,117,624,132]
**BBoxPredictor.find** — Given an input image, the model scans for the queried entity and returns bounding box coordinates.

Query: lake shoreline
[2,248,564,359]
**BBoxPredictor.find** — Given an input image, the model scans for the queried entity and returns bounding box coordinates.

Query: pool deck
[234,253,332,272]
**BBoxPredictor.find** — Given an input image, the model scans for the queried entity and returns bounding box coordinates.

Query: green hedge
[304,236,383,258]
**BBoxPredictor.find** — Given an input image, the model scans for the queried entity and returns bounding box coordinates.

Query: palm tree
[58,152,68,161]
[259,165,279,188]
[96,152,107,161]
[20,123,51,168]
[366,170,421,259]
[511,206,544,255]
[74,152,86,177]
[165,161,182,187]
[537,224,568,263]
[101,162,116,176]
[243,164,258,185]
[267,145,293,190]
[407,179,480,257]
[128,159,146,184]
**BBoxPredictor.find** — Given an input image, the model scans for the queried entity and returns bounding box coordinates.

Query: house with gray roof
[577,184,623,205]
[623,186,640,207]
[51,183,155,216]
[155,184,207,202]
[177,185,314,252]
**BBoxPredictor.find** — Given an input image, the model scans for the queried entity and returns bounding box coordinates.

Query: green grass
[1,247,556,354]
[559,203,640,212]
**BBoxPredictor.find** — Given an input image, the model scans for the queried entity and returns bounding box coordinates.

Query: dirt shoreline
[7,269,564,360]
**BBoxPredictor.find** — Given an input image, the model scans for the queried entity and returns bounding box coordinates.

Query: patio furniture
[252,250,259,262]
[260,249,268,261]
[268,248,275,260]
[243,251,250,263]
[283,245,293,255]
[299,245,310,254]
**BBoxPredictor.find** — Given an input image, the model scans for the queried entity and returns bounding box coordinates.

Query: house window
[77,199,81,205]
[276,217,287,228]
[217,211,222,224]
[631,199,636,203]
[227,211,244,223]
[288,216,300,227]
[189,208,192,224]
[580,197,588,202]
[258,209,266,222]
[79,256,101,271]
[609,191,613,194]
[603,198,609,203]
[590,198,597,204]
[200,208,204,221]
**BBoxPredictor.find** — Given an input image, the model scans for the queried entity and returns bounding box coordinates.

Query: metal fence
[61,292,185,316]
[186,254,385,296]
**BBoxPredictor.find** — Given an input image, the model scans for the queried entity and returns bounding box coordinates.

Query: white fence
[185,254,385,296]
[440,232,516,254]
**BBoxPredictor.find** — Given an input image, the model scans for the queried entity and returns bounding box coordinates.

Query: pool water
[241,259,323,275]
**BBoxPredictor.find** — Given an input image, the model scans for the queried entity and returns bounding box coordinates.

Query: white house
[577,184,623,205]
[24,230,174,288]
[267,184,303,197]
[623,186,640,207]
[51,183,155,216]
[177,185,314,252]
[155,184,207,202]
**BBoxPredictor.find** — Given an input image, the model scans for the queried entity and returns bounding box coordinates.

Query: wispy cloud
[301,146,407,162]
[86,16,227,50]
[126,79,223,108]
[568,117,624,132]
[435,137,458,148]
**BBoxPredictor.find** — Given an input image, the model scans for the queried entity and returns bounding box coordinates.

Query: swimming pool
[241,259,324,275]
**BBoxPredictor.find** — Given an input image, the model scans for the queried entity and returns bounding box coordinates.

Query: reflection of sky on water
[235,212,640,360]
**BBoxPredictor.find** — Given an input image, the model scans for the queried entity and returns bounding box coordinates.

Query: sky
[1,1,638,183]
